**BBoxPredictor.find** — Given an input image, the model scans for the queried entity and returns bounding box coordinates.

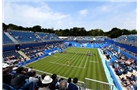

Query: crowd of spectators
[3,66,79,90]
[102,45,137,90]
[3,43,66,67]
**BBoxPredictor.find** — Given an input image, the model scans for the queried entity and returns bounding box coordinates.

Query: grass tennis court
[26,47,108,84]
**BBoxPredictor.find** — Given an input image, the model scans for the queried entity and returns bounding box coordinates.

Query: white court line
[66,51,87,54]
[52,53,68,63]
[68,49,82,60]
[53,49,81,63]
[50,62,84,69]
[51,49,88,69]
[89,61,99,63]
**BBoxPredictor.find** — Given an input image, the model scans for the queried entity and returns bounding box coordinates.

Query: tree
[89,28,104,36]
[8,23,18,30]
[18,26,23,30]
[122,29,131,35]
[130,29,137,34]
[2,23,8,31]
[79,27,87,36]
[33,25,41,32]
[107,27,122,38]
[2,23,137,37]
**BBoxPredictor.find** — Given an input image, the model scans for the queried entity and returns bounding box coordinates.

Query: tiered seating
[127,35,137,42]
[21,45,46,59]
[95,36,105,41]
[113,35,137,47]
[8,30,42,43]
[104,46,137,90]
[84,36,94,40]
[50,33,61,40]
[114,35,127,41]
[36,32,51,41]
[67,36,106,41]
[3,32,13,44]
[3,50,22,64]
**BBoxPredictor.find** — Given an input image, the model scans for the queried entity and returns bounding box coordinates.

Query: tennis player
[68,60,70,66]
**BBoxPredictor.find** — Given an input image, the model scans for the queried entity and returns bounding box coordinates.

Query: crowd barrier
[98,49,118,90]
[105,61,122,90]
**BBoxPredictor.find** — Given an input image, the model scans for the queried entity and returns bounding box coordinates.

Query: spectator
[59,80,67,90]
[49,74,58,90]
[38,75,52,90]
[9,67,18,75]
[3,67,12,85]
[67,78,71,89]
[27,67,33,77]
[29,71,39,89]
[38,73,46,87]
[11,67,34,90]
[130,74,137,81]
[68,77,78,90]
[128,66,133,72]
[55,78,64,89]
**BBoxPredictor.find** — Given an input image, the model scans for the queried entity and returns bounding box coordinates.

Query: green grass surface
[26,47,108,86]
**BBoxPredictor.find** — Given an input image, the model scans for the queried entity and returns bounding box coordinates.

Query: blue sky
[3,0,136,31]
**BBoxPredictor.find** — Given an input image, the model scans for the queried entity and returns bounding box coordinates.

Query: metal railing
[85,78,114,90]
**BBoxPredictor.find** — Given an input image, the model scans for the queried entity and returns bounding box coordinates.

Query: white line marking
[89,61,99,63]
[50,50,86,68]
[53,49,81,63]
[52,54,67,63]
[50,62,84,69]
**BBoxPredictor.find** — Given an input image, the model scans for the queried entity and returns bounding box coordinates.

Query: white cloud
[79,9,88,16]
[91,9,136,31]
[2,1,136,31]
[3,2,70,28]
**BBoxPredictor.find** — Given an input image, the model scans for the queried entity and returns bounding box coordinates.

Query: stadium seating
[36,32,51,41]
[3,50,22,62]
[3,32,14,44]
[8,30,42,43]
[50,33,61,40]
[103,45,137,90]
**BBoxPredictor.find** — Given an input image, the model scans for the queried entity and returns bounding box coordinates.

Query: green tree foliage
[8,23,18,30]
[2,23,8,31]
[89,29,104,36]
[130,29,137,34]
[2,23,137,38]
[33,25,41,32]
[107,27,122,38]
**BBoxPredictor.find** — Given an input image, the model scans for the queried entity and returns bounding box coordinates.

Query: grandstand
[3,30,137,90]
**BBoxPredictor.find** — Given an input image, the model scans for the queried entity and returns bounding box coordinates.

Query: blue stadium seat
[3,32,14,44]
[3,83,22,90]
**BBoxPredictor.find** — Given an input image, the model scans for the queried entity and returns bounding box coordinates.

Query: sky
[2,0,136,31]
